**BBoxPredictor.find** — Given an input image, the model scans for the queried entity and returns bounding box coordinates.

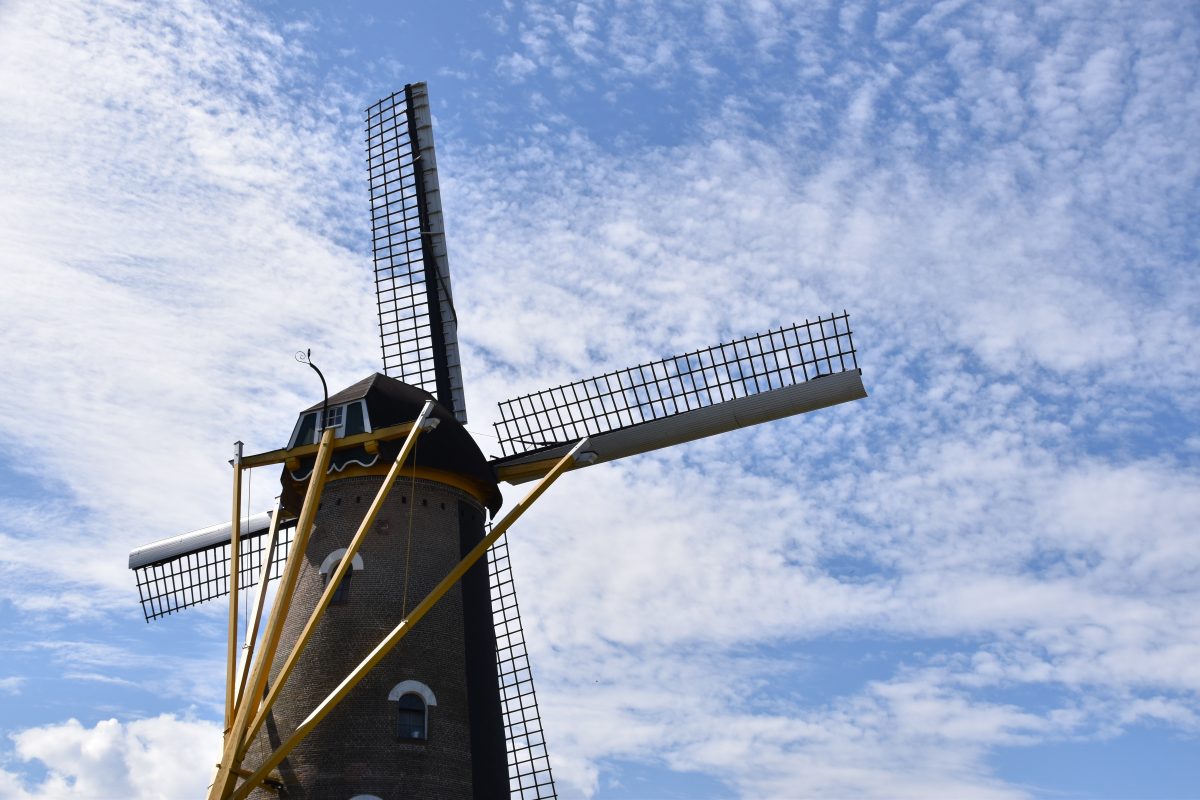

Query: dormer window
[345,402,366,436]
[290,412,317,449]
[287,400,372,447]
[322,405,344,432]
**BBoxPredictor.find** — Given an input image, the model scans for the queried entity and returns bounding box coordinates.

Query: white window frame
[322,404,345,433]
[319,549,364,576]
[389,680,437,742]
[286,400,372,447]
[387,680,437,706]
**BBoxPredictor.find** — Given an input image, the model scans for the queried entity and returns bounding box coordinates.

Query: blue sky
[0,0,1198,797]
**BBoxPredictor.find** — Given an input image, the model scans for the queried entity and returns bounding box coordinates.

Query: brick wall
[246,474,503,799]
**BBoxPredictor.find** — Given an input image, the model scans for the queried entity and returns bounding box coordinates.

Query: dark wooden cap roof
[286,373,501,515]
[303,373,385,412]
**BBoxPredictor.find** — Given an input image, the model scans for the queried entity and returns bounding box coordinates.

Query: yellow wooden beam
[223,766,283,796]
[231,438,589,800]
[326,462,497,510]
[494,455,577,484]
[208,427,336,800]
[239,421,419,469]
[233,497,284,711]
[237,401,437,759]
[224,443,243,731]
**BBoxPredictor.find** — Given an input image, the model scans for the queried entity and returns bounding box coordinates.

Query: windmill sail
[128,512,294,621]
[492,313,866,482]
[367,83,467,423]
[489,532,558,798]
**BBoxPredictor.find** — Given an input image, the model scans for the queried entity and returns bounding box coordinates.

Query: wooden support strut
[238,420,419,469]
[225,442,243,730]
[236,401,437,760]
[230,437,589,800]
[234,497,285,711]
[208,428,336,800]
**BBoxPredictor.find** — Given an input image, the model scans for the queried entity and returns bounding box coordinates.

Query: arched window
[388,680,437,742]
[328,561,353,604]
[319,549,364,606]
[397,693,426,740]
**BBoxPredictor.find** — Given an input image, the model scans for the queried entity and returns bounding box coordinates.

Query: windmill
[127,83,867,800]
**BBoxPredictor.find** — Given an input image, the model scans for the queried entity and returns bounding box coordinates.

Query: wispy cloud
[0,0,1195,797]
[0,0,378,606]
[447,1,1200,795]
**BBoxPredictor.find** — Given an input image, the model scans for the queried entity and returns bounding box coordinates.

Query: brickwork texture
[247,474,506,800]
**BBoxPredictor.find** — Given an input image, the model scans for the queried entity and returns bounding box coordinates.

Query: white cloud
[497,51,538,81]
[0,715,221,800]
[0,0,379,611]
[443,26,1199,777]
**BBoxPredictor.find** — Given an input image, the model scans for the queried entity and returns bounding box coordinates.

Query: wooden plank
[224,443,243,730]
[239,421,418,469]
[208,428,336,800]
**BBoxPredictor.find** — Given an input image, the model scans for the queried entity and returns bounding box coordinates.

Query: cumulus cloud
[0,715,221,800]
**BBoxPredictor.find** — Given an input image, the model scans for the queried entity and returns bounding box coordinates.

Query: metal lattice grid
[494,313,859,456]
[133,524,293,622]
[367,90,434,391]
[366,85,465,420]
[488,532,557,799]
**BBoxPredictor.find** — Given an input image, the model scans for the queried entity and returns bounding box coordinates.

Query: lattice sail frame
[367,83,467,422]
[494,313,858,456]
[132,525,293,622]
[488,532,558,798]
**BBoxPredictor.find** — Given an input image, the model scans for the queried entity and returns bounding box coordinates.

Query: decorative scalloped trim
[288,452,381,482]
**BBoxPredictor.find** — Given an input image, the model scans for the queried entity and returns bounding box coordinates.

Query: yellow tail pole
[224,442,243,730]
[232,437,588,800]
[233,496,285,711]
[209,427,336,800]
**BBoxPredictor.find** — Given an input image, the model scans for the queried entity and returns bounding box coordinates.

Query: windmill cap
[285,373,501,515]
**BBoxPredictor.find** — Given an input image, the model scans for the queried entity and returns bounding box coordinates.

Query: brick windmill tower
[128,83,867,799]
